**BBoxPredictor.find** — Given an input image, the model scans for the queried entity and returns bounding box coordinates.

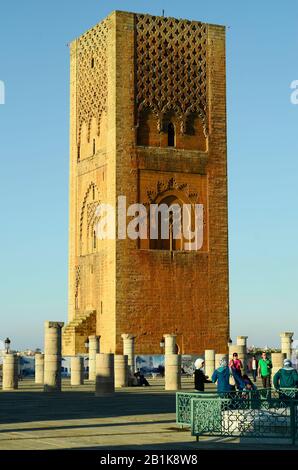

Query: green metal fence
[176,388,298,427]
[176,391,217,426]
[190,397,298,445]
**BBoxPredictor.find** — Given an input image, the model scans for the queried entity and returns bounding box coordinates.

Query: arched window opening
[149,195,182,251]
[93,139,96,155]
[167,122,175,147]
[93,230,97,250]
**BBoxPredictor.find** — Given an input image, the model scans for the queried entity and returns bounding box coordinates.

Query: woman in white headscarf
[194,358,212,392]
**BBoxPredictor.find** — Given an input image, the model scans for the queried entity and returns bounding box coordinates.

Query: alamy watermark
[0,80,5,105]
[290,80,298,104]
[93,196,204,250]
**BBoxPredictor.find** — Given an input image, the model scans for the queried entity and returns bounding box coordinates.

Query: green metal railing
[176,388,298,427]
[176,391,217,426]
[190,396,298,445]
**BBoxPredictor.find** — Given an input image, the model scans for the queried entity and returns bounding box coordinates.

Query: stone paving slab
[0,378,296,450]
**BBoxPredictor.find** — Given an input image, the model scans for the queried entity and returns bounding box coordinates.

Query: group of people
[194,352,298,393]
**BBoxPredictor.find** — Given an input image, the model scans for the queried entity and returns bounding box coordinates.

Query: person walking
[248,355,258,382]
[258,351,272,388]
[212,358,233,395]
[273,359,298,391]
[229,352,244,390]
[194,358,211,392]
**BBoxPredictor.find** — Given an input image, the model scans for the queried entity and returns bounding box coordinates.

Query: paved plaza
[0,377,296,450]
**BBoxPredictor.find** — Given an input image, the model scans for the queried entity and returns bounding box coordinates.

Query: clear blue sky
[0,0,297,351]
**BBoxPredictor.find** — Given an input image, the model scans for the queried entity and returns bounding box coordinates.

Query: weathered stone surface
[63,11,229,357]
[88,335,100,381]
[35,353,44,384]
[44,321,64,393]
[165,354,181,391]
[71,356,84,386]
[95,353,115,396]
[114,354,128,388]
[280,332,294,359]
[2,354,18,391]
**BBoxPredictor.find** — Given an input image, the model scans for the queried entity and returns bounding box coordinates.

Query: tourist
[248,355,258,382]
[229,352,244,390]
[194,358,211,392]
[273,359,298,390]
[242,374,257,390]
[212,358,233,395]
[134,369,150,387]
[258,351,272,388]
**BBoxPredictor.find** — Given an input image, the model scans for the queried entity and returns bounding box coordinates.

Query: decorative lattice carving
[146,177,198,204]
[135,14,208,134]
[79,183,100,241]
[77,20,108,143]
[86,202,100,234]
[75,265,81,298]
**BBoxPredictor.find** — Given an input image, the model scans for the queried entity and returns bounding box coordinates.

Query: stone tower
[62,11,229,356]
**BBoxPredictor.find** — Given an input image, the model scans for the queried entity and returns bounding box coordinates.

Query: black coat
[194,369,211,392]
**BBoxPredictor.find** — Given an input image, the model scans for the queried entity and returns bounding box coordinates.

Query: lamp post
[4,338,11,354]
[160,338,165,351]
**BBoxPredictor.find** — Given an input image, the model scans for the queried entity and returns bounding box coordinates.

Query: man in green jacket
[273,359,298,390]
[258,351,272,388]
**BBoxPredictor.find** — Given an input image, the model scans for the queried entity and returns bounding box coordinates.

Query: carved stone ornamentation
[77,20,109,142]
[135,14,208,135]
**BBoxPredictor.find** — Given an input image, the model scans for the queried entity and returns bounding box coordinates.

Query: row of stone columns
[2,324,296,394]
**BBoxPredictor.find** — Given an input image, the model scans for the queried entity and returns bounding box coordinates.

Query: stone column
[95,353,115,396]
[236,336,248,349]
[271,352,286,381]
[44,321,64,393]
[114,354,128,388]
[163,334,177,355]
[121,334,136,375]
[35,353,44,384]
[2,354,18,390]
[165,354,181,391]
[215,354,228,369]
[280,332,294,359]
[204,350,215,379]
[88,335,100,381]
[71,356,84,386]
[229,344,247,371]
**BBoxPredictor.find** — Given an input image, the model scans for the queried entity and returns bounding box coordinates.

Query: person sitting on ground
[134,369,150,387]
[273,359,298,390]
[212,358,233,395]
[242,374,257,390]
[194,358,211,392]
